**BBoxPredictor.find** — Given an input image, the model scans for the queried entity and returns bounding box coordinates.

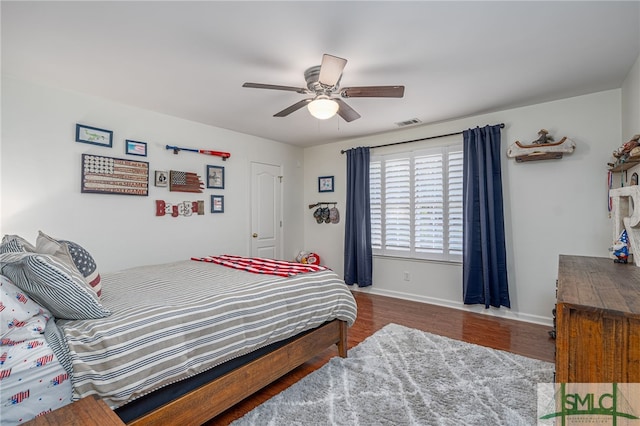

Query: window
[370,144,463,262]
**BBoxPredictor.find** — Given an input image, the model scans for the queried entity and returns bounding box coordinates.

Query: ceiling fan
[242,54,405,122]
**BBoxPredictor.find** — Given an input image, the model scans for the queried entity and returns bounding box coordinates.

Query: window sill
[373,253,462,266]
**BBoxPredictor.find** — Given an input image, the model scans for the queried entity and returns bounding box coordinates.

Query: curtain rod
[340,123,505,154]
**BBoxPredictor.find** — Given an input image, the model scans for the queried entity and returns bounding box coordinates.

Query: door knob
[252,233,258,238]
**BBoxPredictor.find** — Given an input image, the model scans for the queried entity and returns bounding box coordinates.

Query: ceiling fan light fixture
[307,96,339,120]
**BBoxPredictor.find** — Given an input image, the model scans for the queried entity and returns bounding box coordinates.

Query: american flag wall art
[169,170,204,193]
[81,154,149,196]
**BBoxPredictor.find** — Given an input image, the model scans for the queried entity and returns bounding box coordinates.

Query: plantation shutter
[414,153,444,255]
[370,160,382,250]
[447,148,464,257]
[384,158,411,252]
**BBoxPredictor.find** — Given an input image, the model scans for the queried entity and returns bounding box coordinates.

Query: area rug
[231,323,554,426]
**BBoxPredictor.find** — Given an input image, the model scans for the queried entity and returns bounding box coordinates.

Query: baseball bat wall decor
[166,145,231,160]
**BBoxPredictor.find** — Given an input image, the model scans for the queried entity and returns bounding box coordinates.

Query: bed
[0,234,357,425]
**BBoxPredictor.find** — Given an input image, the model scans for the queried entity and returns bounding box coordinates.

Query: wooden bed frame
[127,319,348,425]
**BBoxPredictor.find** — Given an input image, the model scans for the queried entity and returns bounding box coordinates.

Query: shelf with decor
[608,134,640,172]
[506,131,576,163]
[608,158,640,172]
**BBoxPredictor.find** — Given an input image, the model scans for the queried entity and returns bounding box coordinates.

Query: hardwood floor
[207,291,556,425]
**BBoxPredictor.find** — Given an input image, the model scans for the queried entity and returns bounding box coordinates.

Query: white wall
[1,77,305,272]
[622,54,640,144]
[621,54,640,183]
[304,89,622,325]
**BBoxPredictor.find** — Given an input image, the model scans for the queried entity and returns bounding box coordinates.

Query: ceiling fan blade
[243,82,309,94]
[335,99,361,122]
[340,85,405,98]
[318,54,347,87]
[274,98,312,117]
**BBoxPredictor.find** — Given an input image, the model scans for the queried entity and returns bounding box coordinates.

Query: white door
[250,162,282,259]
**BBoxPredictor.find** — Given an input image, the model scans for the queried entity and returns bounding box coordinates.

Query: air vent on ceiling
[395,118,422,127]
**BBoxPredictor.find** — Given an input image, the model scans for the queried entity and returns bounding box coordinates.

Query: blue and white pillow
[0,252,110,320]
[0,235,35,254]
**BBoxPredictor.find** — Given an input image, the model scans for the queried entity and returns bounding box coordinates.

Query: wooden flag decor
[81,154,149,196]
[169,170,204,193]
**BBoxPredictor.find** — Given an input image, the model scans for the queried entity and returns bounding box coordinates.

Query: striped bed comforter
[48,260,357,409]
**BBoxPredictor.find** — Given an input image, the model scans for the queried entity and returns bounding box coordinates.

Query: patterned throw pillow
[35,232,102,298]
[0,235,35,254]
[0,252,110,320]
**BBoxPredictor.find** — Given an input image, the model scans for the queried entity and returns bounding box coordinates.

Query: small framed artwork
[155,170,168,187]
[318,176,334,193]
[125,140,147,156]
[76,124,113,147]
[211,195,224,213]
[207,165,225,189]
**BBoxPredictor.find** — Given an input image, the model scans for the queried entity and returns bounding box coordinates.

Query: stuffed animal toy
[303,253,320,265]
[295,250,321,265]
[295,250,309,263]
[613,134,640,158]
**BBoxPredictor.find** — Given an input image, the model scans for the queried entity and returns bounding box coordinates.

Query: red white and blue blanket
[191,254,326,277]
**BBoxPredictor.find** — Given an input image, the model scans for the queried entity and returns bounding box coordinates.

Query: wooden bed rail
[127,320,348,426]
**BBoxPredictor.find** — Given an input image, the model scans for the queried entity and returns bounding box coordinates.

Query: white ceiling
[2,1,639,148]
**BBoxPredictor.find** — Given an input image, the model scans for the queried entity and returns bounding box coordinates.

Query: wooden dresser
[555,254,640,382]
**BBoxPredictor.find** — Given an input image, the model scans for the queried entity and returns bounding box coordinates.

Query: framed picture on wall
[207,165,225,189]
[318,176,334,193]
[155,170,168,187]
[75,124,113,147]
[125,140,147,156]
[211,195,224,213]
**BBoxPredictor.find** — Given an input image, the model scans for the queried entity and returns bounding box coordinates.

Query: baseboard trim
[350,286,554,327]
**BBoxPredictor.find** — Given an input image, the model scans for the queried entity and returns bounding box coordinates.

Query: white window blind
[370,144,463,262]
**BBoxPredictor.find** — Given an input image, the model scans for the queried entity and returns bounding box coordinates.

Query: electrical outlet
[403,271,410,281]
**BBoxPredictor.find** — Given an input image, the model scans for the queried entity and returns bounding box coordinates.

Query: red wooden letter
[156,200,166,216]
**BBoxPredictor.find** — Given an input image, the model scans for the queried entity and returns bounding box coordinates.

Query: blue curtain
[462,125,510,308]
[344,147,372,287]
